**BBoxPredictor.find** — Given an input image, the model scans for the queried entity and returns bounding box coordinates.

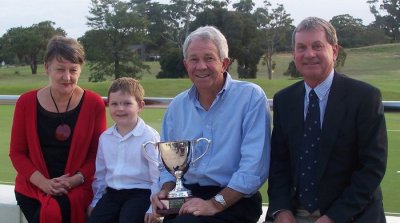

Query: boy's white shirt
[90,117,160,213]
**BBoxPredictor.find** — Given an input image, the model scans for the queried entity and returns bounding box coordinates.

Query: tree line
[0,0,398,81]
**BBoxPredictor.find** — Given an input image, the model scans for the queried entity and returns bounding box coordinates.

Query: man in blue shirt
[151,26,271,223]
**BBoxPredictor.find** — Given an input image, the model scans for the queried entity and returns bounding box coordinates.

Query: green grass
[1,43,399,212]
[1,43,399,99]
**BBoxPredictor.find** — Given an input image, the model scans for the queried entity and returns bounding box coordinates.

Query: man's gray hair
[292,17,338,48]
[182,26,229,60]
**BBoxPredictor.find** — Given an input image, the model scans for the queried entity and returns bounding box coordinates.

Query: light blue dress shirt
[160,73,271,196]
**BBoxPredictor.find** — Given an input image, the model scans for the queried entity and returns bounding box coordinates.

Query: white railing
[1,95,400,112]
[0,95,276,109]
[0,95,173,107]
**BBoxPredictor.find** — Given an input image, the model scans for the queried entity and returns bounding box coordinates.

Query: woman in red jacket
[9,36,107,223]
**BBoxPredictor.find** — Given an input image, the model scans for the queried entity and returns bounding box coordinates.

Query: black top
[37,92,85,178]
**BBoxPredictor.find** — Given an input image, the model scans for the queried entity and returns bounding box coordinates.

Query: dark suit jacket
[266,72,388,223]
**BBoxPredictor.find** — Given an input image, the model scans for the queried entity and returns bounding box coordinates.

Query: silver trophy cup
[143,137,211,214]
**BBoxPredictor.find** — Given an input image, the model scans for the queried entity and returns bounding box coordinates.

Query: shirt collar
[188,72,231,101]
[104,117,146,138]
[304,69,334,101]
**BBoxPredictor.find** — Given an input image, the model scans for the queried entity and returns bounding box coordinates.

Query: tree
[364,23,391,45]
[29,21,65,74]
[192,5,264,78]
[330,14,367,47]
[1,21,65,74]
[140,1,171,54]
[232,0,255,13]
[83,0,150,81]
[331,14,389,46]
[201,0,230,9]
[230,0,259,76]
[335,46,347,70]
[156,47,186,78]
[368,0,400,41]
[1,27,29,65]
[283,61,301,78]
[156,0,231,78]
[159,0,205,48]
[254,1,293,79]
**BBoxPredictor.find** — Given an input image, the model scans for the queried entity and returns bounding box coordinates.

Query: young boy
[88,77,160,223]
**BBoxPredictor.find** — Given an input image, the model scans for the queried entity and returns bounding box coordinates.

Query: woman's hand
[33,172,83,196]
[38,174,70,196]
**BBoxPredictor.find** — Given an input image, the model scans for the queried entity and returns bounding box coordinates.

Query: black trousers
[87,187,151,223]
[163,184,262,223]
[15,191,71,223]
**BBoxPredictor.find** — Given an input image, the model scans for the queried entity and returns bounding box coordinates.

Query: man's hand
[144,213,161,223]
[273,210,296,223]
[315,215,335,223]
[87,206,94,217]
[179,197,222,216]
[150,190,168,217]
[150,182,175,217]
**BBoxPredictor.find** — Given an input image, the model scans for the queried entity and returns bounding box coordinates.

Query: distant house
[148,55,160,61]
[129,44,147,60]
[128,44,160,61]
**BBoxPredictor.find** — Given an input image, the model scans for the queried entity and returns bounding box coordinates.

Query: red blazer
[10,89,107,223]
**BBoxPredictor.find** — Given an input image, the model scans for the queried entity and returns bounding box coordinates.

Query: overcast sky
[0,0,375,39]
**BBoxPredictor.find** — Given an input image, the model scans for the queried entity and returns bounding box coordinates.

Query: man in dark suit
[266,17,388,223]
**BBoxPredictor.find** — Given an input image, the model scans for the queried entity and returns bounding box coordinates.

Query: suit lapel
[288,84,306,176]
[317,73,347,181]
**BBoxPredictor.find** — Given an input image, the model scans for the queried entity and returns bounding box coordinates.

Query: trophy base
[157,197,188,215]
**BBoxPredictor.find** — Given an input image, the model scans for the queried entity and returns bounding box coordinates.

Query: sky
[0,0,375,39]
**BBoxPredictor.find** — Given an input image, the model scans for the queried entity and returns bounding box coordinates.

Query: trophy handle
[191,137,211,163]
[142,141,160,164]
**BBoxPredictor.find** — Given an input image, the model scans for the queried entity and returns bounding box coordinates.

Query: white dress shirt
[90,117,160,213]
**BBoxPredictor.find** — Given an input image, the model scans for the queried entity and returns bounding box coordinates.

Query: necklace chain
[50,87,74,114]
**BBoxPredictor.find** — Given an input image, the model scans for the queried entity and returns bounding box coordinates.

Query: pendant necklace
[50,87,74,141]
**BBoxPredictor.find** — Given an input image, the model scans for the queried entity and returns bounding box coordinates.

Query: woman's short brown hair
[44,36,85,65]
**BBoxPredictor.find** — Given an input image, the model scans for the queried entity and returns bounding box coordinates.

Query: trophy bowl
[143,138,211,215]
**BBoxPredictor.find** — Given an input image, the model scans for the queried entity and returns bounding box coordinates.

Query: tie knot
[309,90,318,102]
